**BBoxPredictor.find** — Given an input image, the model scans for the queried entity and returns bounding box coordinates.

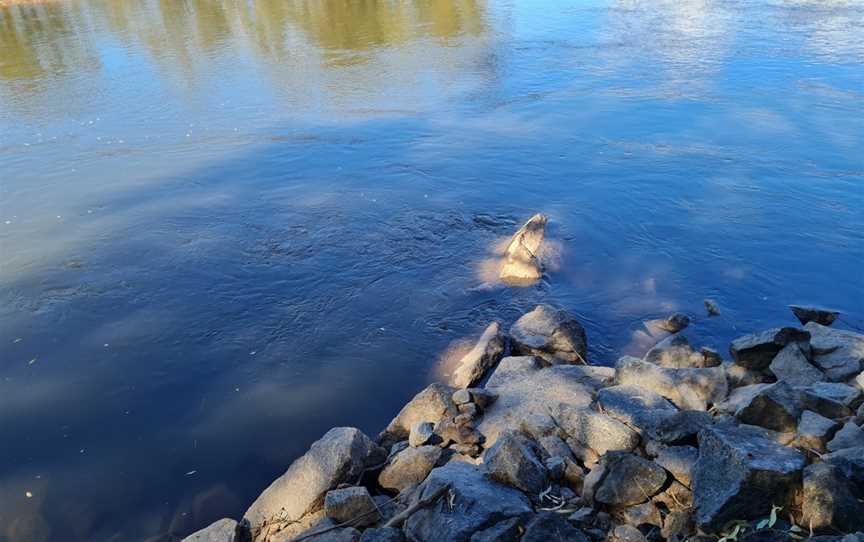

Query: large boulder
[734,381,803,433]
[801,463,864,533]
[403,462,532,542]
[790,305,839,326]
[379,384,459,448]
[484,430,549,494]
[509,305,588,364]
[499,214,547,284]
[182,519,237,542]
[451,322,505,388]
[243,428,384,540]
[552,404,640,456]
[378,445,443,493]
[730,328,811,371]
[521,512,589,542]
[615,357,728,411]
[591,452,667,506]
[800,382,860,419]
[595,384,678,438]
[769,343,825,386]
[692,424,806,531]
[805,322,864,381]
[324,487,380,527]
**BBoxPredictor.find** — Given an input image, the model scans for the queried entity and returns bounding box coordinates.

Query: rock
[458,403,479,419]
[615,357,728,411]
[593,452,667,506]
[653,480,693,511]
[484,430,549,494]
[805,322,864,382]
[654,410,714,445]
[522,511,589,542]
[800,382,859,419]
[790,305,839,326]
[734,381,803,433]
[324,487,380,527]
[769,343,825,386]
[499,213,547,284]
[552,404,640,456]
[661,313,691,333]
[609,524,648,542]
[286,525,361,542]
[243,428,384,539]
[724,362,771,389]
[403,461,532,542]
[182,519,237,542]
[468,517,522,542]
[433,416,481,447]
[619,502,663,528]
[701,347,723,367]
[646,334,707,368]
[452,389,472,405]
[662,510,694,539]
[595,384,678,438]
[380,384,459,449]
[730,328,811,371]
[452,322,505,388]
[359,528,404,542]
[408,422,436,448]
[823,446,864,485]
[654,445,698,487]
[478,356,594,446]
[802,463,864,533]
[378,445,443,493]
[738,530,795,542]
[796,410,841,452]
[704,299,721,316]
[827,422,864,452]
[520,413,562,441]
[692,424,806,531]
[544,456,566,480]
[467,388,498,410]
[715,383,771,415]
[510,304,588,364]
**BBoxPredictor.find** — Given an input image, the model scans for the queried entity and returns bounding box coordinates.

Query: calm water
[1,0,863,540]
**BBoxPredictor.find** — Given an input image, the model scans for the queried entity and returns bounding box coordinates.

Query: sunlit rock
[181,519,238,542]
[379,383,459,449]
[450,322,505,388]
[499,213,547,285]
[509,304,588,365]
[805,322,864,382]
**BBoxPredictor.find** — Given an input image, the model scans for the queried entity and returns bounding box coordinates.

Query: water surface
[1,0,863,540]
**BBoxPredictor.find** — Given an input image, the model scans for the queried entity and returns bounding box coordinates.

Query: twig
[383,483,451,529]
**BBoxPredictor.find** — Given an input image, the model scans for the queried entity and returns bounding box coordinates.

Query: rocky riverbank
[183,217,864,542]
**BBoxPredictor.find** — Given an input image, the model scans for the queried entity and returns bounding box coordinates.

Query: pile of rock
[184,301,864,542]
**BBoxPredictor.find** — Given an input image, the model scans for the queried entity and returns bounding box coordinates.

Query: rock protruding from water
[790,305,840,326]
[509,304,588,364]
[451,322,505,388]
[499,213,547,284]
[729,327,810,370]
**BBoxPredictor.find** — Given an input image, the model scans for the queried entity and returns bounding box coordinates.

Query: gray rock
[522,512,589,542]
[408,422,435,448]
[730,327,810,370]
[619,501,663,528]
[715,383,771,415]
[243,428,384,539]
[806,322,864,382]
[324,487,380,527]
[552,404,640,456]
[499,213,547,284]
[359,528,404,542]
[468,517,522,542]
[800,382,859,419]
[692,424,806,531]
[520,413,562,441]
[704,299,721,316]
[802,463,864,533]
[509,304,588,364]
[646,334,707,368]
[596,384,678,438]
[615,356,728,411]
[662,510,694,539]
[823,446,864,485]
[404,461,532,542]
[701,347,723,367]
[378,445,443,493]
[484,430,549,494]
[790,305,839,326]
[544,456,566,480]
[593,452,668,506]
[769,343,825,386]
[654,410,714,444]
[433,416,481,448]
[724,362,772,389]
[609,524,648,542]
[379,384,459,449]
[827,421,864,452]
[181,519,237,542]
[661,313,691,333]
[458,403,479,419]
[653,479,693,512]
[452,389,472,405]
[466,388,498,410]
[796,410,841,453]
[451,322,505,388]
[655,445,698,487]
[286,525,361,542]
[734,381,803,433]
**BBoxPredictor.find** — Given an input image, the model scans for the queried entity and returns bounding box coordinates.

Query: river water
[1,0,862,540]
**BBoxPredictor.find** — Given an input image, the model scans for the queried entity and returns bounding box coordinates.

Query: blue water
[1,0,862,540]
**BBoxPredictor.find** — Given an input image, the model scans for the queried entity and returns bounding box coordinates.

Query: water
[1,0,863,539]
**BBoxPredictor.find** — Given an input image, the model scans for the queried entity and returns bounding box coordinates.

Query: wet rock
[408,422,435,448]
[468,517,522,542]
[522,511,589,542]
[484,430,549,494]
[499,213,547,284]
[654,410,714,445]
[805,322,864,382]
[379,384,458,449]
[593,452,668,506]
[378,445,443,493]
[769,343,825,386]
[704,299,721,316]
[359,528,404,542]
[796,410,841,452]
[646,334,707,368]
[553,404,641,456]
[618,502,663,528]
[692,424,806,531]
[790,305,839,327]
[182,519,237,542]
[404,461,532,542]
[827,421,864,452]
[595,384,678,439]
[800,382,859,419]
[609,524,648,542]
[823,446,864,485]
[244,428,384,539]
[730,328,811,371]
[324,487,380,527]
[734,381,803,433]
[802,463,864,533]
[510,304,588,364]
[451,322,505,388]
[615,357,728,411]
[654,445,698,487]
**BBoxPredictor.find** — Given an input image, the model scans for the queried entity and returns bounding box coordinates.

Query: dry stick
[383,483,451,529]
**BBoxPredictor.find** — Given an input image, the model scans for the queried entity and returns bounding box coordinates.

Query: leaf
[756,519,769,530]
[768,504,781,528]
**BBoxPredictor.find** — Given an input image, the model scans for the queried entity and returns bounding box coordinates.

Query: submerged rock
[499,213,547,284]
[615,357,727,411]
[379,383,459,448]
[509,304,588,364]
[729,327,810,371]
[805,322,864,382]
[182,519,237,542]
[484,430,549,495]
[451,322,505,388]
[790,305,840,327]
